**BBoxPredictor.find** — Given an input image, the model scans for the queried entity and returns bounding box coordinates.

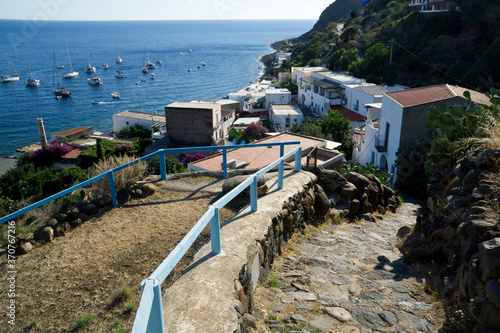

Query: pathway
[252,200,443,333]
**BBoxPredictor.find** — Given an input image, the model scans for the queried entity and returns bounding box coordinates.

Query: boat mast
[66,46,73,71]
[5,51,12,76]
[27,53,33,78]
[53,49,59,89]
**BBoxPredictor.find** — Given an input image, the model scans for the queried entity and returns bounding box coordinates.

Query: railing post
[250,175,258,212]
[278,159,285,189]
[223,148,228,178]
[295,147,302,171]
[210,206,221,254]
[108,171,118,208]
[280,143,284,158]
[159,150,167,180]
[147,279,164,333]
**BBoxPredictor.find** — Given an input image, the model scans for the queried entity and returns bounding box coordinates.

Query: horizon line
[0,18,317,22]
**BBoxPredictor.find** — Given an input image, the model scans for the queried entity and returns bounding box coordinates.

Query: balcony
[374,135,387,153]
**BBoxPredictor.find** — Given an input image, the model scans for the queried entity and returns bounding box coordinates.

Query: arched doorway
[301,94,305,106]
[379,155,388,170]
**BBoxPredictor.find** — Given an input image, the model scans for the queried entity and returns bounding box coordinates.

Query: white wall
[266,89,291,107]
[346,86,379,117]
[113,115,155,135]
[270,111,303,132]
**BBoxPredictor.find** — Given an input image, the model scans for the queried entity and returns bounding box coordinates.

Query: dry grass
[87,154,147,193]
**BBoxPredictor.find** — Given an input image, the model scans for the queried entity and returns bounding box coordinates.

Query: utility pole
[389,39,394,66]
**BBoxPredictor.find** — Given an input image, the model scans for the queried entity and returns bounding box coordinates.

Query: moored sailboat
[156,40,162,65]
[2,51,20,82]
[62,46,78,79]
[25,53,40,87]
[102,49,109,69]
[116,41,122,63]
[53,49,71,97]
[85,46,96,73]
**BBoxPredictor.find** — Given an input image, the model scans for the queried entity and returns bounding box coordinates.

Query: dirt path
[0,176,237,332]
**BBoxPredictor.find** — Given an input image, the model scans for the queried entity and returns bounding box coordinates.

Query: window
[371,152,375,164]
[384,122,390,148]
[354,100,359,111]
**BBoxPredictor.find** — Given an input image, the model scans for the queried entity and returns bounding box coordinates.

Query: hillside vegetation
[289,0,500,91]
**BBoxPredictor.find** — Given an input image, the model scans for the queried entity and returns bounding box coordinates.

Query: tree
[320,109,354,159]
[339,48,358,71]
[244,121,268,140]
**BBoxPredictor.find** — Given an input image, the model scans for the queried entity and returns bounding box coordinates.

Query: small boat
[145,44,156,69]
[134,81,138,85]
[25,53,40,87]
[188,47,192,53]
[197,64,201,69]
[85,47,96,73]
[62,46,78,79]
[141,78,146,82]
[53,49,71,97]
[180,53,184,56]
[149,73,154,79]
[57,65,64,69]
[187,68,192,72]
[2,51,20,82]
[115,41,122,63]
[87,75,103,85]
[92,100,99,104]
[201,61,206,66]
[115,71,126,78]
[111,91,120,99]
[142,67,148,73]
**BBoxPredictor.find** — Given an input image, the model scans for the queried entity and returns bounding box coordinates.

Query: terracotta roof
[62,149,82,159]
[386,84,491,108]
[190,133,326,171]
[52,127,92,137]
[336,106,367,122]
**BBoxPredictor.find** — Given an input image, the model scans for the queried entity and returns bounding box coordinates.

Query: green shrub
[338,161,391,186]
[73,313,94,328]
[118,124,151,140]
[42,167,86,197]
[147,155,187,175]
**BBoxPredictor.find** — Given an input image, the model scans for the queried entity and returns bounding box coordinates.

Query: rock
[257,184,268,196]
[363,213,377,223]
[69,218,82,228]
[76,202,98,215]
[46,218,58,228]
[33,226,54,242]
[234,300,244,316]
[348,284,357,294]
[400,231,424,253]
[397,225,412,238]
[270,303,286,312]
[18,242,33,254]
[340,182,357,199]
[316,167,347,192]
[234,280,246,312]
[442,176,463,198]
[478,184,495,194]
[476,149,500,169]
[351,306,397,329]
[382,184,395,198]
[285,292,317,301]
[53,225,66,237]
[463,169,486,193]
[308,316,336,330]
[244,313,257,328]
[141,183,158,196]
[486,279,500,310]
[67,207,80,219]
[291,314,307,322]
[471,297,500,328]
[222,175,266,195]
[349,199,360,215]
[470,206,488,215]
[117,189,130,204]
[325,307,352,322]
[314,184,330,218]
[397,302,432,311]
[455,155,477,179]
[468,220,496,243]
[93,195,112,208]
[344,172,370,190]
[479,238,500,282]
[401,311,436,332]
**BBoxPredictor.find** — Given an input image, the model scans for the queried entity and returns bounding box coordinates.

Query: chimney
[37,118,48,148]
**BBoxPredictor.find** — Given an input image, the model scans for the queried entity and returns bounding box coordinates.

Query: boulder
[382,184,395,198]
[349,199,360,215]
[340,182,357,199]
[18,242,33,254]
[117,188,131,204]
[479,238,500,282]
[476,149,500,170]
[344,172,370,190]
[455,155,477,179]
[34,226,54,242]
[141,183,158,196]
[314,184,330,218]
[471,297,500,328]
[257,184,268,196]
[487,279,500,311]
[468,220,497,243]
[93,195,112,209]
[316,167,347,192]
[397,225,412,238]
[67,207,80,219]
[363,213,377,223]
[76,202,98,215]
[463,169,486,193]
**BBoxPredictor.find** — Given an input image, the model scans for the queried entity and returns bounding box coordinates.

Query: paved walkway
[252,200,442,333]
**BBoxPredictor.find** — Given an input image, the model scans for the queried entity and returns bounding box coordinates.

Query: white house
[345,84,387,117]
[112,110,166,138]
[352,84,491,186]
[269,104,304,132]
[265,88,291,109]
[409,0,455,12]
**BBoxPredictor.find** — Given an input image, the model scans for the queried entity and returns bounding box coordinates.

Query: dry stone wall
[401,148,500,331]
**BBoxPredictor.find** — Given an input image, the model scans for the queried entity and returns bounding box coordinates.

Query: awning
[248,96,266,103]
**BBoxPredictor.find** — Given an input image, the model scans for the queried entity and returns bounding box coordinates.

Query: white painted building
[112,110,166,138]
[269,104,304,132]
[345,85,387,117]
[265,88,291,109]
[352,84,491,186]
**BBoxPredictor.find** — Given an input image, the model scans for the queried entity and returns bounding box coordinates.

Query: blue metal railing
[131,146,303,332]
[0,142,300,225]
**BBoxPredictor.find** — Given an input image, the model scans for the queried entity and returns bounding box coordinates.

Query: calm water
[0,20,314,156]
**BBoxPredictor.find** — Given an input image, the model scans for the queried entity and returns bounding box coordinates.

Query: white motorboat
[115,41,122,63]
[115,71,126,78]
[25,53,40,87]
[102,48,109,69]
[201,61,206,66]
[62,46,78,79]
[85,47,96,73]
[149,73,154,79]
[111,91,120,99]
[2,51,20,82]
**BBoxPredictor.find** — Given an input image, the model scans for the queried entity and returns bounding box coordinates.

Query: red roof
[52,127,91,137]
[335,106,367,122]
[62,149,82,159]
[386,84,491,108]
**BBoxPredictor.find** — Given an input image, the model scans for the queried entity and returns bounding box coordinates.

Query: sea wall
[401,148,500,331]
[161,168,401,333]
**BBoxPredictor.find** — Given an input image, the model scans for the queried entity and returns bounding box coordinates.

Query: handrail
[0,141,300,225]
[132,145,302,332]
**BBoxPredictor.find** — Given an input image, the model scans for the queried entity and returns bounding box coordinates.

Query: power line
[458,34,500,85]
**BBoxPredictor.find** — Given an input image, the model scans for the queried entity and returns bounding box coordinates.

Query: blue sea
[0,19,314,157]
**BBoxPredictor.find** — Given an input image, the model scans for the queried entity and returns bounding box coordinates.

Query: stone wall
[161,168,401,333]
[401,148,500,331]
